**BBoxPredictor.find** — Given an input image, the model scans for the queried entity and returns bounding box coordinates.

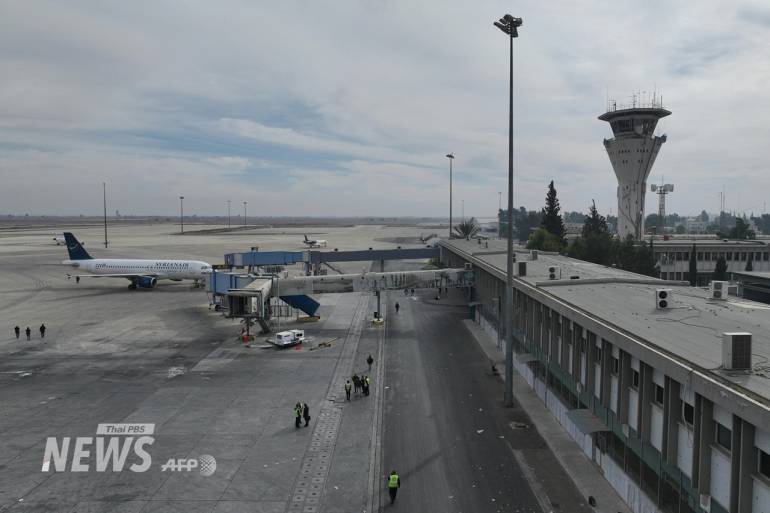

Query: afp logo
[42,424,154,473]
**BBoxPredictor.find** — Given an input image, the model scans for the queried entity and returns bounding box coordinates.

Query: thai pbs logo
[41,423,215,476]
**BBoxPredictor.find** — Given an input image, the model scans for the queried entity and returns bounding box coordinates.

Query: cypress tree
[541,181,566,244]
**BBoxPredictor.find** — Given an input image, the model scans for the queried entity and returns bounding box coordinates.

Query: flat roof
[442,238,770,410]
[732,271,770,280]
[651,239,769,247]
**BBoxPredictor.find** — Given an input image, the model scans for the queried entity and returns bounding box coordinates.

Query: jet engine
[136,276,158,288]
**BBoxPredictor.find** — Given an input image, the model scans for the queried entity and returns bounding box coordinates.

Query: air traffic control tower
[599,98,670,239]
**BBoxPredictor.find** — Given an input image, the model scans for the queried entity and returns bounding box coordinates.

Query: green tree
[582,200,608,238]
[499,207,542,242]
[634,241,658,277]
[699,210,709,222]
[675,224,686,234]
[645,213,660,232]
[728,218,756,239]
[541,181,566,244]
[746,255,754,272]
[453,217,480,239]
[688,244,697,286]
[527,227,564,252]
[613,236,638,271]
[518,210,543,242]
[714,256,728,281]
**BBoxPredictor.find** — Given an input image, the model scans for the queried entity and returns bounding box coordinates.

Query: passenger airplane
[302,234,327,248]
[61,232,212,289]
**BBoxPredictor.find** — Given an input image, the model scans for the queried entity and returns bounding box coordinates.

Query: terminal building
[440,238,770,513]
[652,239,770,286]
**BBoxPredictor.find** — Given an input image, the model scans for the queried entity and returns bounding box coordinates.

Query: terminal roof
[442,238,770,406]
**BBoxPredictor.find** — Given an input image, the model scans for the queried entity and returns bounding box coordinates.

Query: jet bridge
[211,267,473,333]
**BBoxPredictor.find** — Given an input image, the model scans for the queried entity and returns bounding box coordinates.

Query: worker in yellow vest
[387,470,400,504]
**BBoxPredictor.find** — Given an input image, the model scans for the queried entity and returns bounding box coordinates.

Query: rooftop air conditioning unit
[655,289,672,309]
[464,262,472,271]
[518,261,527,277]
[722,332,752,370]
[727,284,738,296]
[548,266,560,280]
[710,280,728,300]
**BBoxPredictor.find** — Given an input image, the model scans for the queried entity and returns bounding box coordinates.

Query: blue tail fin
[63,232,92,260]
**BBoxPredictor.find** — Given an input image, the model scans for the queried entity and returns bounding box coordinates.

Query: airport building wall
[441,242,770,513]
[653,241,770,286]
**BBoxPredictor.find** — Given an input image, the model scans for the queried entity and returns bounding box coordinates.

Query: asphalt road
[381,286,593,513]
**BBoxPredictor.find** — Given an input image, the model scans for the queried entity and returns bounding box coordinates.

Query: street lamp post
[498,191,503,238]
[243,201,247,227]
[179,196,185,234]
[446,153,454,238]
[494,13,522,408]
[102,182,108,248]
[227,200,231,229]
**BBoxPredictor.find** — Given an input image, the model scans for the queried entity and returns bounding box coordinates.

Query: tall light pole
[243,201,247,227]
[495,13,522,408]
[179,196,185,234]
[227,200,231,228]
[102,182,108,248]
[446,153,454,238]
[498,191,503,238]
[461,199,465,222]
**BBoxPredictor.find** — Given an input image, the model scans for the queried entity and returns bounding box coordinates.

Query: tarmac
[0,223,611,512]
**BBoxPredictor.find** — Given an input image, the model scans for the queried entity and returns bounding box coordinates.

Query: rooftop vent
[722,332,752,370]
[655,289,672,309]
[710,280,728,300]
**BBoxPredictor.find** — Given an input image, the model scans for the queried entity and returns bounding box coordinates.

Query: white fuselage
[304,240,327,248]
[63,258,212,280]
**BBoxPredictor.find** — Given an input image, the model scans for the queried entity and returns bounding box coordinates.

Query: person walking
[344,380,352,401]
[387,470,400,504]
[302,403,311,427]
[352,374,361,395]
[25,327,31,341]
[366,354,374,371]
[39,323,46,339]
[14,326,20,339]
[362,375,370,397]
[395,302,400,314]
[294,402,302,428]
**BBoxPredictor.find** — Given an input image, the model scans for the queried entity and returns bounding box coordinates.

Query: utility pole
[102,182,108,248]
[243,201,247,227]
[227,200,231,228]
[446,153,455,238]
[494,13,523,408]
[179,196,185,234]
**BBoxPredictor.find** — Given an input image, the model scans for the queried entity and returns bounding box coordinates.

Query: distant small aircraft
[303,234,327,248]
[61,232,212,289]
[53,235,66,245]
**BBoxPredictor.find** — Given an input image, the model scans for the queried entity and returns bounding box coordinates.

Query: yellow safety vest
[388,474,399,488]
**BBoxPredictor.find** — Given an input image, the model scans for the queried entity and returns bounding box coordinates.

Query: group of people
[13,324,45,341]
[344,354,375,401]
[293,402,311,428]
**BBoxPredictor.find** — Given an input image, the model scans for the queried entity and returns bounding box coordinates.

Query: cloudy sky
[1,1,769,218]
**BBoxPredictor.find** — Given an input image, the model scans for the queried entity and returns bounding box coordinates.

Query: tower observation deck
[599,100,671,240]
